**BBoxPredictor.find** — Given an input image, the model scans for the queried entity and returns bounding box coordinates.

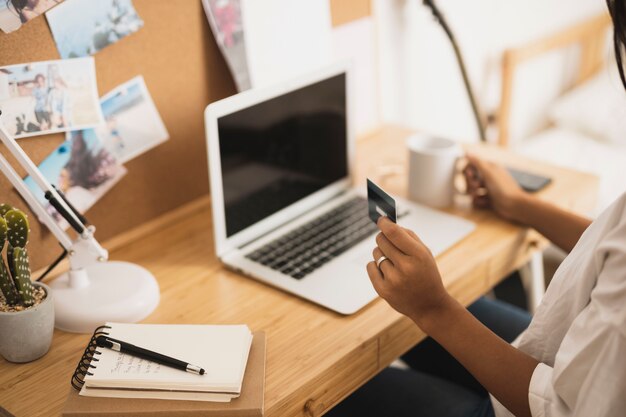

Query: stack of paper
[80,323,253,402]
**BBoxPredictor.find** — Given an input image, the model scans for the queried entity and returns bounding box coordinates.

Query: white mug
[407,134,463,208]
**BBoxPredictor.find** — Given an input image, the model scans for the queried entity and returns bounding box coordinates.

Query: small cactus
[5,209,29,248]
[0,216,5,247]
[0,207,36,308]
[11,247,34,306]
[0,260,20,305]
[7,244,15,282]
[5,208,28,285]
[0,203,12,217]
[0,217,20,306]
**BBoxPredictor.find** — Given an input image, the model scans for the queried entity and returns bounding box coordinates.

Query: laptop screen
[217,73,348,237]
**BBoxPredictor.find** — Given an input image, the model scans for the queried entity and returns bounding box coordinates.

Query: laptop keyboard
[245,196,378,280]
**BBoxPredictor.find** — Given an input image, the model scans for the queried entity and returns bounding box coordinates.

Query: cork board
[0,0,237,271]
[0,0,363,272]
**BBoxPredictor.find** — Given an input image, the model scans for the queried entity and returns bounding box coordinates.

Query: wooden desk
[0,125,598,417]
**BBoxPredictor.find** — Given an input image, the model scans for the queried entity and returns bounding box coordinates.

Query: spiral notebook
[64,328,265,417]
[70,323,253,402]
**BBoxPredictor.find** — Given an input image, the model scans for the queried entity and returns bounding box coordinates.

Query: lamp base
[49,261,160,333]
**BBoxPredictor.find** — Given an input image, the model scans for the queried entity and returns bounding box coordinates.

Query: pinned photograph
[0,0,64,33]
[46,0,143,59]
[202,0,251,91]
[95,75,168,163]
[0,57,103,139]
[23,129,126,225]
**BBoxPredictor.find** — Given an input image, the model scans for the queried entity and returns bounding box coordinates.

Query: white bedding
[514,127,626,216]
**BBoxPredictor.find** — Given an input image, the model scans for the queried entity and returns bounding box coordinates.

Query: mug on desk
[406,134,464,208]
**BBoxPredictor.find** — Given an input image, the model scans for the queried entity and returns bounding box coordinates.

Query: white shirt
[492,192,626,417]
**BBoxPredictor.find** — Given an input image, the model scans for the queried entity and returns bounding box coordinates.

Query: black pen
[96,336,206,375]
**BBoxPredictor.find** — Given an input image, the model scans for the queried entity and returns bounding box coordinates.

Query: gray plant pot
[0,282,54,363]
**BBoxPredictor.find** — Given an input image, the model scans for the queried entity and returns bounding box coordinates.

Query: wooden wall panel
[330,0,371,26]
[0,0,237,271]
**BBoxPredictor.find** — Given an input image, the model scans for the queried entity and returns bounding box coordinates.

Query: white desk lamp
[0,115,159,333]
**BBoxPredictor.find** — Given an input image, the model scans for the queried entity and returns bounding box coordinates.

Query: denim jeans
[325,297,532,417]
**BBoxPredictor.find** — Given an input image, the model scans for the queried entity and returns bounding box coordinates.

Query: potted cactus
[0,204,54,363]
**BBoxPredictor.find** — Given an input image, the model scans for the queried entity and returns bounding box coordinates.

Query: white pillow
[548,64,626,146]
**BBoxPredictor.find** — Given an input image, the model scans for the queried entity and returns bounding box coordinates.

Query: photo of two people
[0,57,102,139]
[20,75,167,228]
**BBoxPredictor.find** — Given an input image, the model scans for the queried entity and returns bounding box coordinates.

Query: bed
[494,12,626,215]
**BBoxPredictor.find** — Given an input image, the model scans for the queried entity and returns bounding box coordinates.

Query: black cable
[36,248,68,282]
[422,0,487,142]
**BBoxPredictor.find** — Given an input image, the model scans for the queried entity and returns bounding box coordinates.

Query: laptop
[204,63,475,314]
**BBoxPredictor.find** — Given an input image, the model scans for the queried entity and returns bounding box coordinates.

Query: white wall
[374,0,608,143]
[241,0,380,137]
[242,0,332,88]
[332,17,381,136]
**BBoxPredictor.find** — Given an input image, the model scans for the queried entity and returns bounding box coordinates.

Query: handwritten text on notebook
[111,353,163,375]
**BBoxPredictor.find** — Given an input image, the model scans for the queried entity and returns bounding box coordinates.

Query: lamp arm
[0,116,108,273]
[422,0,487,142]
[0,118,158,334]
[0,151,73,249]
[0,122,87,234]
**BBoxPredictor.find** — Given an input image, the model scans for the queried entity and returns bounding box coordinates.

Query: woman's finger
[403,228,425,246]
[473,195,490,208]
[366,261,387,297]
[373,246,394,277]
[468,186,489,199]
[463,164,481,182]
[377,217,420,256]
[466,154,502,185]
[375,232,405,264]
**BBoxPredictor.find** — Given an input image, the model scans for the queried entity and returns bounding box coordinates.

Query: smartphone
[507,167,552,193]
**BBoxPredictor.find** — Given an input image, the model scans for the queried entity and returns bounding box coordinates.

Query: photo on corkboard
[202,0,251,91]
[0,0,65,33]
[46,0,143,59]
[0,57,103,139]
[95,75,169,163]
[23,129,126,226]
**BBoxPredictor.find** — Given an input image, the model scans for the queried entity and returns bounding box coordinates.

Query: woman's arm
[512,193,591,253]
[369,219,539,417]
[465,155,591,253]
[418,298,538,417]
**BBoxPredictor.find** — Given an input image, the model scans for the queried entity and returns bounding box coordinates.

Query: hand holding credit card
[367,179,397,224]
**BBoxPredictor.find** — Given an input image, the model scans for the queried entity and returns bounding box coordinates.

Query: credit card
[367,178,397,224]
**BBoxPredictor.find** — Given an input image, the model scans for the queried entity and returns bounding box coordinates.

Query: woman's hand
[367,216,539,417]
[463,154,528,223]
[366,217,454,326]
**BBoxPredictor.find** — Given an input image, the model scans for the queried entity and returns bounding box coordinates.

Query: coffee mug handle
[453,155,470,196]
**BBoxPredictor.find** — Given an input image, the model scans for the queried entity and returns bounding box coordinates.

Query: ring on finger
[376,255,391,269]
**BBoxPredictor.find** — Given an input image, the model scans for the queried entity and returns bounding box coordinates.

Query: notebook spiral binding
[71,325,111,391]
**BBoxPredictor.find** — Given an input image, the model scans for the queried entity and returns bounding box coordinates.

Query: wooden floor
[0,126,599,417]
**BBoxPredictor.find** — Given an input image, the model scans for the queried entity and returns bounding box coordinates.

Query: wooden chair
[496,13,612,148]
[492,13,612,311]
